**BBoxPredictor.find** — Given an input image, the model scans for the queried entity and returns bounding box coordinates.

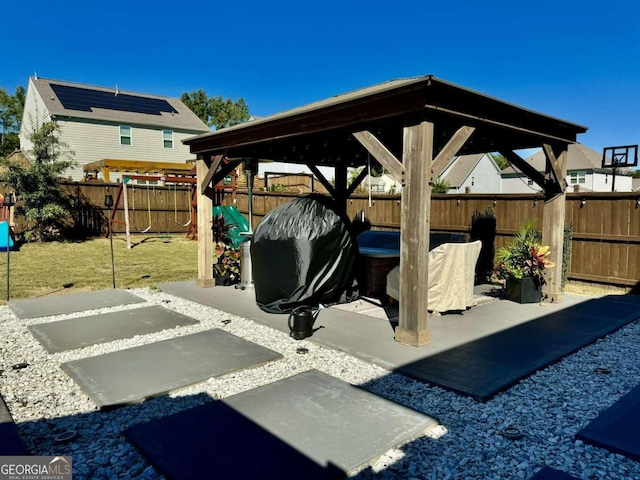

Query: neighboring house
[439,153,502,193]
[632,176,640,192]
[501,143,634,193]
[19,76,210,181]
[257,161,335,184]
[360,173,402,194]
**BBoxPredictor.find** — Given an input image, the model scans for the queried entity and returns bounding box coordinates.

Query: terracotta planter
[505,277,541,303]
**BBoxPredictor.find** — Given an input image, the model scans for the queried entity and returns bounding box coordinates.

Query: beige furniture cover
[386,241,482,313]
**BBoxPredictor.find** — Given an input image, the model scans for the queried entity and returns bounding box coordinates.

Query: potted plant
[494,219,555,303]
[212,214,241,286]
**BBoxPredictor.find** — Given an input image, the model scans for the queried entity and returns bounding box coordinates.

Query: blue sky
[2,0,639,157]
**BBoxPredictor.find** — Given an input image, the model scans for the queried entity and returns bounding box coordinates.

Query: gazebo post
[196,154,214,287]
[334,161,349,216]
[542,144,568,302]
[395,121,433,347]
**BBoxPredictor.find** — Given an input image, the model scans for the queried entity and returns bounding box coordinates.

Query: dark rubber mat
[575,382,640,461]
[28,305,199,353]
[62,330,283,409]
[125,370,438,479]
[530,466,579,480]
[396,295,640,401]
[8,289,145,319]
[0,394,26,455]
[398,322,595,400]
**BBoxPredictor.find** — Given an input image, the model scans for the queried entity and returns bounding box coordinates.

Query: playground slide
[0,221,15,252]
[213,206,250,248]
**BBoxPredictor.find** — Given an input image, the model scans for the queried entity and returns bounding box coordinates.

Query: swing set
[104,174,197,239]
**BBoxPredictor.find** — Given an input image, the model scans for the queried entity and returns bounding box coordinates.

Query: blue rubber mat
[398,295,640,401]
[125,370,439,479]
[28,306,199,353]
[62,330,282,409]
[575,382,640,461]
[9,289,145,319]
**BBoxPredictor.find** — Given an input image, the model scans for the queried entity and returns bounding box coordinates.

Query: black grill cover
[252,195,358,313]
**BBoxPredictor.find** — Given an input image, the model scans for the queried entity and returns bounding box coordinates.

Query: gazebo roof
[184,75,587,167]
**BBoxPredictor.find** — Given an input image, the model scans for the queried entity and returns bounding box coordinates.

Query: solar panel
[50,84,177,115]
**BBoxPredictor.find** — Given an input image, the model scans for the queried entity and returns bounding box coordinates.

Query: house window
[569,171,586,185]
[527,178,534,186]
[163,130,173,149]
[120,126,132,145]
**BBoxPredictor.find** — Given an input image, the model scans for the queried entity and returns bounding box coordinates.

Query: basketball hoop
[602,145,638,192]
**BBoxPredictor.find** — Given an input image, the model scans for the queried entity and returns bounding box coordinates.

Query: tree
[180,89,250,130]
[0,86,26,157]
[430,178,451,194]
[0,121,76,241]
[491,153,509,170]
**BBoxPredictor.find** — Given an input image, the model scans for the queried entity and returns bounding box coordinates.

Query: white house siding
[19,78,51,152]
[258,162,335,182]
[501,174,543,194]
[456,155,502,194]
[55,119,201,180]
[503,171,633,193]
[590,172,632,192]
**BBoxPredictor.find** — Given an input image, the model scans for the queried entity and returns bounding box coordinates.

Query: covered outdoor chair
[386,240,482,313]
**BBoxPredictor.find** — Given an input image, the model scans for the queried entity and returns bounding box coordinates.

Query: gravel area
[1,288,639,479]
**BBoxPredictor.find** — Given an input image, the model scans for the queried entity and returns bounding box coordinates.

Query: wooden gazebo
[184,75,587,347]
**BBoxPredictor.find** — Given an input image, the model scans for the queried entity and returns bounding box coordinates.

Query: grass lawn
[0,234,198,304]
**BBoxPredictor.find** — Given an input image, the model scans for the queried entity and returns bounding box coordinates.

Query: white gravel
[1,287,639,480]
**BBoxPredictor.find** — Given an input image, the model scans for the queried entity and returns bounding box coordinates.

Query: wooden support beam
[430,126,475,179]
[543,143,566,195]
[395,121,433,347]
[307,163,335,196]
[196,156,214,288]
[352,131,404,183]
[200,154,224,193]
[542,145,568,302]
[499,149,547,190]
[346,165,370,197]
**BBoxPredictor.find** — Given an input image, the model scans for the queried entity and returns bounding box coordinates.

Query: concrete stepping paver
[8,289,145,319]
[28,305,199,353]
[126,369,439,479]
[62,329,283,409]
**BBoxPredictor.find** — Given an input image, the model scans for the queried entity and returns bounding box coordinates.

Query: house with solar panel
[438,153,503,193]
[19,76,210,181]
[501,143,634,192]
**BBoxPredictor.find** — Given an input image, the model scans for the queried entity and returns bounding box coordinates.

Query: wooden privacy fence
[8,182,639,289]
[227,190,640,289]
